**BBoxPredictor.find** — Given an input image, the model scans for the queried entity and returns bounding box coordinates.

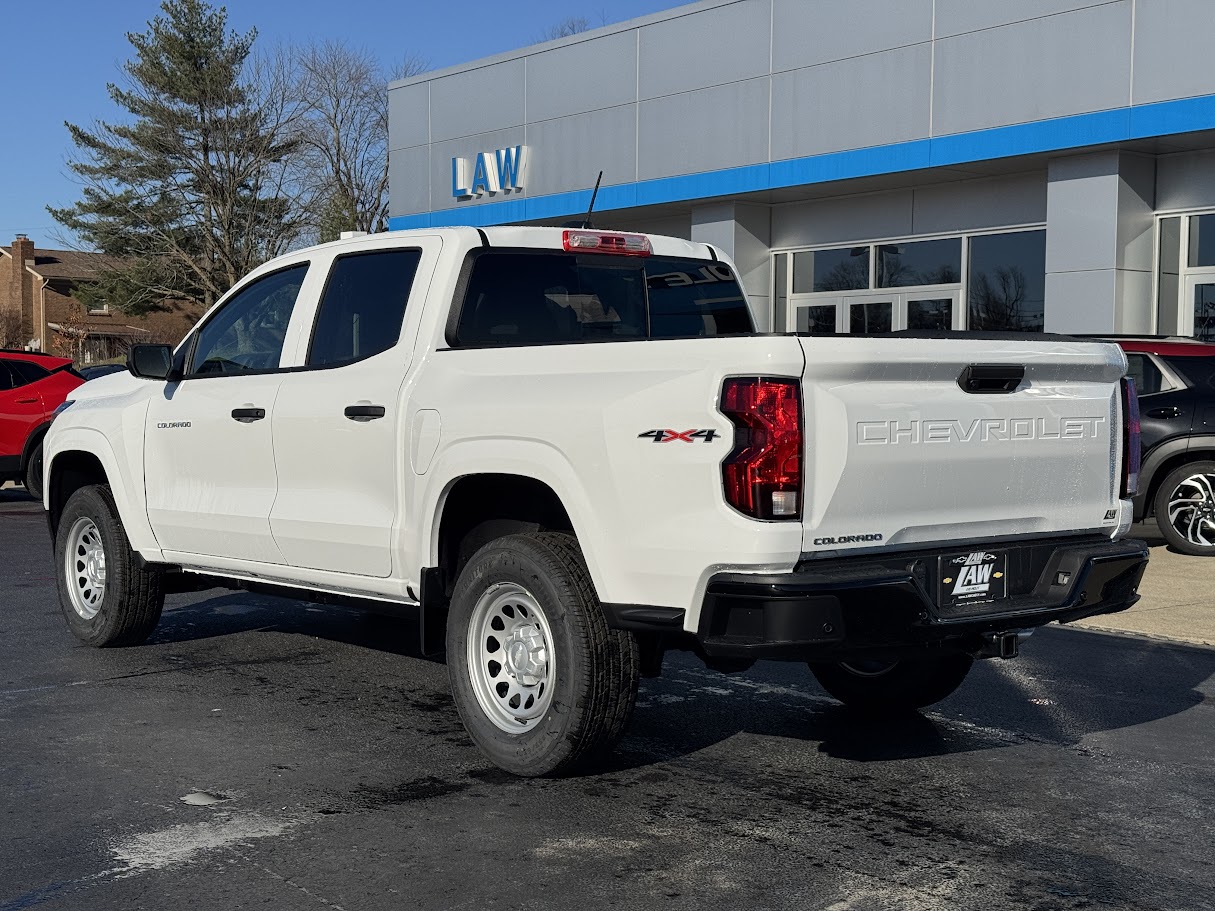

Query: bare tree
[539,16,592,41]
[0,309,22,348]
[970,266,1031,331]
[287,41,428,242]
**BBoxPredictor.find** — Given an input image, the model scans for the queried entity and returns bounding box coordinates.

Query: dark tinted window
[1164,355,1215,389]
[968,230,1046,332]
[0,362,14,392]
[850,301,892,334]
[796,304,837,334]
[8,359,50,386]
[190,265,308,375]
[877,238,961,288]
[1188,214,1215,267]
[309,250,422,367]
[792,247,869,293]
[647,261,752,337]
[1125,354,1163,395]
[454,253,752,347]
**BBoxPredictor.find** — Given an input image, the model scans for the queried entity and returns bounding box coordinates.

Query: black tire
[23,438,44,501]
[809,654,974,714]
[55,485,164,647]
[1152,460,1215,556]
[446,532,639,777]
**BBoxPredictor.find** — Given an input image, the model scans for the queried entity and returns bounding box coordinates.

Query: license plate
[939,550,1009,609]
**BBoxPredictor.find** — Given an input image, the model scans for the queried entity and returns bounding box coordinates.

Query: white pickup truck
[44,226,1148,776]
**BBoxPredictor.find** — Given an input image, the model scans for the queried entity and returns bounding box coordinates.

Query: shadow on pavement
[149,589,427,657]
[144,588,1215,773]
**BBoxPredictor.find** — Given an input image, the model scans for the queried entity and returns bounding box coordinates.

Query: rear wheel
[23,439,44,501]
[55,485,164,646]
[809,654,973,714]
[446,532,639,777]
[1153,461,1215,556]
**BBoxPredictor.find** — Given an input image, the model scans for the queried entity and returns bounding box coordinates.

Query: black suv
[1114,337,1215,555]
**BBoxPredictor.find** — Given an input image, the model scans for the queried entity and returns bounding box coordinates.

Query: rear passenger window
[8,360,49,386]
[0,363,14,391]
[308,249,422,367]
[1125,354,1163,395]
[453,252,753,347]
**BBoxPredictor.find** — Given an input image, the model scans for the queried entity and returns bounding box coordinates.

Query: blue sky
[0,0,683,250]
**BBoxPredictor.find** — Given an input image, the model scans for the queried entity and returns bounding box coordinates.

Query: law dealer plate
[938,550,1009,610]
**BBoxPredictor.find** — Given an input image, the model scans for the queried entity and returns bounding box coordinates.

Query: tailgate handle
[958,364,1024,394]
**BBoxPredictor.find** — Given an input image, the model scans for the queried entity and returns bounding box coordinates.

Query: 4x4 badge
[638,429,718,443]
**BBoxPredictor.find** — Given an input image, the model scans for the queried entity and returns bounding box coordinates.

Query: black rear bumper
[604,535,1148,662]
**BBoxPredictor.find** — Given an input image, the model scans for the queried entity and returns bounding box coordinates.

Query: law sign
[451,146,526,200]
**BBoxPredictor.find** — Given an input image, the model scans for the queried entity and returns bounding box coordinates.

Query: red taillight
[1121,376,1140,497]
[720,377,802,520]
[562,230,652,256]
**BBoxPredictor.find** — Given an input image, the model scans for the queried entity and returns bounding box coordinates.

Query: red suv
[0,349,84,500]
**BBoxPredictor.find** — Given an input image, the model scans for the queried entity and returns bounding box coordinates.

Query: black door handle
[1147,406,1184,419]
[231,407,266,423]
[344,404,386,422]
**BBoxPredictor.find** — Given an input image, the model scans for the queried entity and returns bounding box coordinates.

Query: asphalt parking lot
[2,486,1214,911]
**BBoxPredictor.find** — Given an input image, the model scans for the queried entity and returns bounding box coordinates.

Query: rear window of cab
[451,251,754,347]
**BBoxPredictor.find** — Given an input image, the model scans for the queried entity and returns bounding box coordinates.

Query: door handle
[16,398,37,405]
[344,404,386,422]
[1147,406,1184,419]
[231,407,266,423]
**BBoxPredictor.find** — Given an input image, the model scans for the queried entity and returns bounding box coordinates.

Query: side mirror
[127,344,178,381]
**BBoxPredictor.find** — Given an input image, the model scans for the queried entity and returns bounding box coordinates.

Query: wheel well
[20,422,51,470]
[47,451,109,538]
[1143,449,1215,517]
[435,474,574,598]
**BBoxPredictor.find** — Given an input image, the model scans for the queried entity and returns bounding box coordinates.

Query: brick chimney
[8,234,36,346]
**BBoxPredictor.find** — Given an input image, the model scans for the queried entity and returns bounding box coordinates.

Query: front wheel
[809,654,974,714]
[55,485,164,646]
[446,532,639,777]
[1153,461,1215,556]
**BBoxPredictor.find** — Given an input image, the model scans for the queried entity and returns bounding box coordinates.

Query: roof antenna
[581,171,603,229]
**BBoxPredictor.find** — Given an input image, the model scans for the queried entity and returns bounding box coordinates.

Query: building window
[1155,211,1215,338]
[1157,216,1182,333]
[877,238,961,288]
[967,230,1046,332]
[781,228,1042,334]
[792,247,869,293]
[1188,214,1215,267]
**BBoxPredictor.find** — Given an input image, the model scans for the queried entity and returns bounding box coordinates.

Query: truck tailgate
[798,336,1127,554]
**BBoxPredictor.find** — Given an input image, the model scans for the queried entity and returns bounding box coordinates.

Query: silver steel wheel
[65,517,107,620]
[465,582,556,734]
[1166,472,1215,548]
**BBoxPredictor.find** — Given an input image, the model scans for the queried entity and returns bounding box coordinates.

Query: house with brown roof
[0,234,202,363]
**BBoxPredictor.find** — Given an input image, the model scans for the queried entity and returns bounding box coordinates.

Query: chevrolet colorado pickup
[43,227,1148,776]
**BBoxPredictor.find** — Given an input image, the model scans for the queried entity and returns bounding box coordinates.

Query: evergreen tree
[50,0,301,314]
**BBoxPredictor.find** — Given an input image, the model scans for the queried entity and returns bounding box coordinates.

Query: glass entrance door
[1184,273,1215,341]
[789,290,961,334]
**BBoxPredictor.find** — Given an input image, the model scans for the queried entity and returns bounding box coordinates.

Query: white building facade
[388,0,1215,338]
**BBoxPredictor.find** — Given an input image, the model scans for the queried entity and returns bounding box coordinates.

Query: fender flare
[20,421,52,472]
[1138,435,1215,518]
[46,426,162,558]
[418,439,615,602]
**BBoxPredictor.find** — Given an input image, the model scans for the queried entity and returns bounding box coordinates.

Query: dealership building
[387,0,1215,338]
